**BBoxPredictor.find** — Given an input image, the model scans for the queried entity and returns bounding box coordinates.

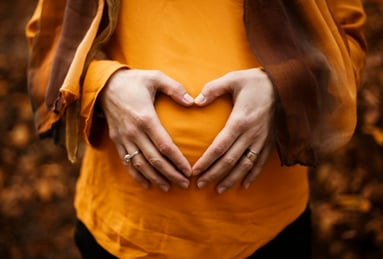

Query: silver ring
[245,149,258,163]
[124,150,141,163]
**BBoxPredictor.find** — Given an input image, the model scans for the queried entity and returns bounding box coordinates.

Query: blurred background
[0,0,382,258]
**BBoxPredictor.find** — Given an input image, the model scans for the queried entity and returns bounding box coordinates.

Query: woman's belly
[155,93,233,165]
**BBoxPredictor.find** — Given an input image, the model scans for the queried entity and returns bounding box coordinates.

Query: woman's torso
[76,1,309,258]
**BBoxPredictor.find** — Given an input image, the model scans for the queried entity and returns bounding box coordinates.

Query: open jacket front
[26,0,366,165]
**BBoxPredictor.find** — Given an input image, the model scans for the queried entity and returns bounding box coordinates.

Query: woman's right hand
[99,69,194,192]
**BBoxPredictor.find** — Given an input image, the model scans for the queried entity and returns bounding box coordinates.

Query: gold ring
[245,149,258,163]
[124,150,141,163]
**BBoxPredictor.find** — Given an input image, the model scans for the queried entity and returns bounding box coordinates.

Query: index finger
[143,113,192,177]
[192,119,240,176]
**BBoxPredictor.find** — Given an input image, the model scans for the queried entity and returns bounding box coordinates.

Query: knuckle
[124,129,137,139]
[225,71,235,81]
[203,85,220,99]
[108,129,120,142]
[222,179,236,188]
[212,144,227,156]
[147,156,162,168]
[201,172,221,183]
[201,175,215,183]
[234,117,250,131]
[133,113,152,128]
[225,71,237,83]
[132,160,144,170]
[167,83,182,96]
[121,126,139,140]
[157,142,172,155]
[242,160,254,171]
[149,70,163,80]
[222,156,237,168]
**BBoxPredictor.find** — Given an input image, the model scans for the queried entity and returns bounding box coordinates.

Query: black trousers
[75,207,311,259]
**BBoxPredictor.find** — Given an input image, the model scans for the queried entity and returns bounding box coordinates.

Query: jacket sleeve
[244,0,367,166]
[284,0,367,166]
[327,0,367,87]
[80,59,127,147]
[26,0,105,138]
[25,0,67,137]
[279,0,367,166]
[26,0,119,161]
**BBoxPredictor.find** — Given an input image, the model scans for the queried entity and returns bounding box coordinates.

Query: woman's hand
[192,68,275,194]
[99,69,194,192]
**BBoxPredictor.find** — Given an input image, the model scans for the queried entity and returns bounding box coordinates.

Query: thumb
[194,73,233,106]
[154,71,194,106]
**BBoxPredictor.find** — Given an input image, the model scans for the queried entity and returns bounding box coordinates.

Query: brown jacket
[26,0,367,165]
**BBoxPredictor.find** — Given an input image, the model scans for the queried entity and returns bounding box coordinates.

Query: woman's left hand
[192,68,275,194]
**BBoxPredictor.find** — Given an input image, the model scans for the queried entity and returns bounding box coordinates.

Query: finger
[214,142,264,194]
[198,117,267,192]
[125,162,151,189]
[194,72,235,106]
[242,134,266,165]
[192,105,255,176]
[136,135,190,189]
[128,152,171,192]
[150,70,194,106]
[215,151,255,194]
[242,141,274,189]
[115,143,150,189]
[196,139,244,189]
[144,114,193,177]
[120,121,190,189]
[124,146,170,192]
[195,127,256,187]
[192,124,239,176]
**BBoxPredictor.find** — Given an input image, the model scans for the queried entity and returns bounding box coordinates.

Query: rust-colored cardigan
[26,0,366,165]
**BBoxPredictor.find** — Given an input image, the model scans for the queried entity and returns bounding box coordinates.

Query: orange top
[77,1,308,258]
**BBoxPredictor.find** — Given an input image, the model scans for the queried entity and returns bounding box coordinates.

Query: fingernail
[160,184,170,192]
[180,181,190,189]
[183,168,192,177]
[197,181,207,189]
[194,94,206,105]
[217,186,227,194]
[183,93,194,104]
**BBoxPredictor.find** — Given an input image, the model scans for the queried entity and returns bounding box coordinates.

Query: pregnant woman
[26,0,366,258]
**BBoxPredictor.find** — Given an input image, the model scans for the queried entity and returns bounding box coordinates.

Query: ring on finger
[244,149,259,163]
[124,150,141,163]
